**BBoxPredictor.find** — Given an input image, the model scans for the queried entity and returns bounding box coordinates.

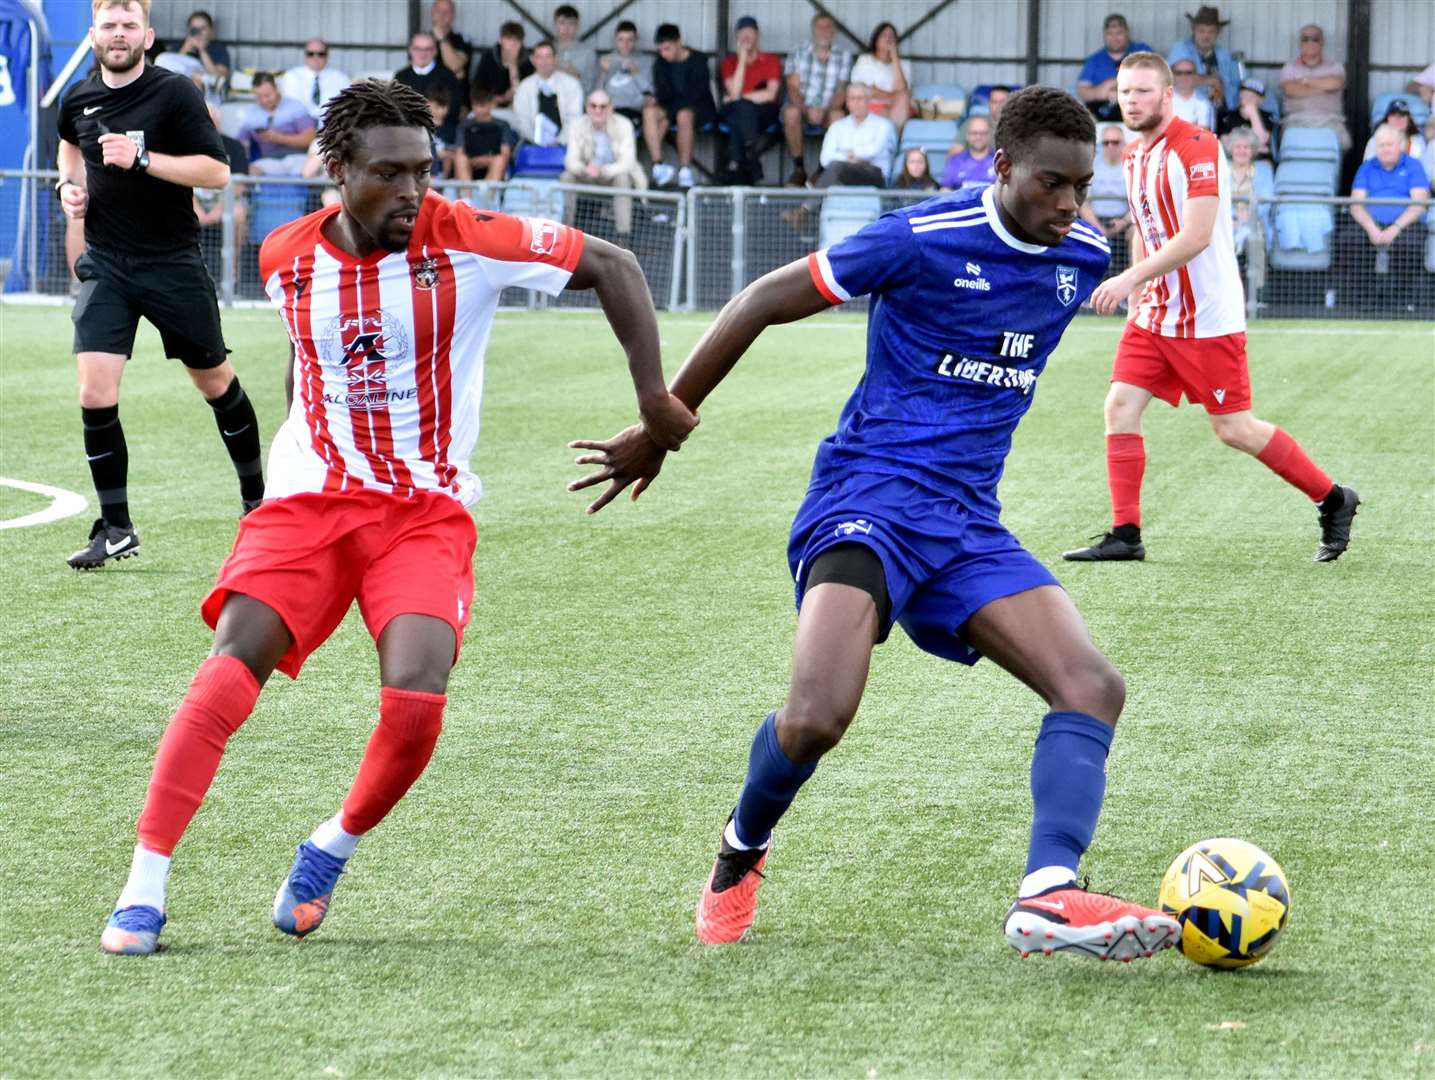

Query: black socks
[82,405,131,529]
[206,377,264,504]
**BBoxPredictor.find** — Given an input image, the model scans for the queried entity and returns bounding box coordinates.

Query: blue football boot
[272,841,347,938]
[100,905,166,955]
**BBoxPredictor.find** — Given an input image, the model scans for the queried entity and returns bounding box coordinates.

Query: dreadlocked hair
[994,86,1095,165]
[317,79,436,167]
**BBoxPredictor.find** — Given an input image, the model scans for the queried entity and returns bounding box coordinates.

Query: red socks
[340,687,446,835]
[1106,433,1146,528]
[1257,428,1334,502]
[136,655,261,856]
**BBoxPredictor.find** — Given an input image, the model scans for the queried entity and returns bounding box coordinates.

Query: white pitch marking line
[0,477,88,530]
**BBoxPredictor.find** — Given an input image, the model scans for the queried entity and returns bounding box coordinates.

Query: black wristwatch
[132,150,150,173]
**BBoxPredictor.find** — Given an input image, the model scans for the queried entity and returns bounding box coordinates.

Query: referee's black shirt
[59,64,228,255]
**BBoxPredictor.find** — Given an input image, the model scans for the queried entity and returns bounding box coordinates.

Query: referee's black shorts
[72,244,230,369]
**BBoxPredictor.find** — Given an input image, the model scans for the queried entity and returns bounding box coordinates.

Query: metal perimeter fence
[2,169,1433,322]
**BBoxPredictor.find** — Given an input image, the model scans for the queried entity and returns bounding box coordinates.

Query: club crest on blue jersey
[1055,266,1079,306]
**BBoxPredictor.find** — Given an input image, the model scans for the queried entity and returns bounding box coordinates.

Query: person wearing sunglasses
[1169,61,1215,129]
[1078,124,1133,272]
[280,39,352,124]
[1278,24,1350,151]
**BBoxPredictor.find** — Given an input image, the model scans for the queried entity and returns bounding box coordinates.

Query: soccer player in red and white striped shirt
[99,80,696,955]
[1065,52,1359,564]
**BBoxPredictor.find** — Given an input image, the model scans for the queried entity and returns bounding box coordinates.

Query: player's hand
[98,132,138,170]
[60,182,88,219]
[638,391,699,450]
[1092,270,1136,315]
[568,424,669,514]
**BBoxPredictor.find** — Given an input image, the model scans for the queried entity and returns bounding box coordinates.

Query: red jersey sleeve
[1171,126,1221,198]
[428,195,586,294]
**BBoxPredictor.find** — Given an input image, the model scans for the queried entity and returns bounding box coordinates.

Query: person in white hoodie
[513,40,583,146]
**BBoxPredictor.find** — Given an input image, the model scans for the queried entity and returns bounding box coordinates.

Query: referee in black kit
[56,0,264,570]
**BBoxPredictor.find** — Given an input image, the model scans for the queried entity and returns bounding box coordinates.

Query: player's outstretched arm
[565,234,697,451]
[1091,195,1218,314]
[568,257,831,513]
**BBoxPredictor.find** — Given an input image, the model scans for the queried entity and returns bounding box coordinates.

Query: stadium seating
[512,144,566,178]
[818,186,883,249]
[910,82,966,120]
[248,182,308,246]
[1277,127,1341,188]
[1369,91,1431,127]
[898,119,959,183]
[500,179,561,220]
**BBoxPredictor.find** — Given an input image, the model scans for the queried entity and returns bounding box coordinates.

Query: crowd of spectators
[151,2,1431,307]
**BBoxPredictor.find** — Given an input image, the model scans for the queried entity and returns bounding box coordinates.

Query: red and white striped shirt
[1124,116,1245,338]
[259,193,583,506]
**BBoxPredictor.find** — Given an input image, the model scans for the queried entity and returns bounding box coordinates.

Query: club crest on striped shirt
[1055,265,1078,306]
[413,257,439,290]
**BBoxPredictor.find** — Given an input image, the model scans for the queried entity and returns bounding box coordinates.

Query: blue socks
[731,712,817,849]
[1024,711,1113,876]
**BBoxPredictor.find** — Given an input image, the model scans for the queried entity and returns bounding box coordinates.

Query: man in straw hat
[1166,6,1242,111]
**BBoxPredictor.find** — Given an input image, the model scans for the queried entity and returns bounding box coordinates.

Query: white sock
[310,813,361,860]
[1019,865,1077,899]
[115,845,171,912]
[723,818,768,852]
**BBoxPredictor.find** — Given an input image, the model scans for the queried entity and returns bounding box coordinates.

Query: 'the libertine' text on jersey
[259,192,584,506]
[1123,115,1245,338]
[805,185,1111,519]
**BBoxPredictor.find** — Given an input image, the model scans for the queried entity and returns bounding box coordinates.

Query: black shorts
[664,96,717,128]
[72,244,230,369]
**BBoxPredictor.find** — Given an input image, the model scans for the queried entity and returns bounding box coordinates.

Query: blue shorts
[788,473,1061,665]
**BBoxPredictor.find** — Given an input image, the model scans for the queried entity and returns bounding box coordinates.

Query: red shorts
[201,489,477,679]
[1111,323,1251,414]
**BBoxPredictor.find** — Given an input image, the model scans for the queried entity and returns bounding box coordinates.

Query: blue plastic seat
[1274,158,1338,193]
[1278,126,1340,163]
[500,179,561,220]
[1370,91,1430,128]
[819,186,882,248]
[248,182,308,246]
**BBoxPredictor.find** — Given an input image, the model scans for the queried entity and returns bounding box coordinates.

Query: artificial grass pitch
[1,304,1431,1077]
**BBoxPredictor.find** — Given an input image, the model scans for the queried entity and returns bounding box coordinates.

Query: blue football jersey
[805,185,1111,518]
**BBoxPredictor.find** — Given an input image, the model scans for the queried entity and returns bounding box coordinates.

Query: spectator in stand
[1336,124,1430,312]
[194,103,248,280]
[425,85,457,177]
[1422,115,1435,190]
[1362,100,1426,160]
[782,12,853,187]
[1167,6,1240,111]
[280,39,351,125]
[599,21,653,129]
[1278,25,1349,151]
[300,139,341,207]
[560,89,648,237]
[891,146,938,191]
[1407,63,1434,106]
[513,40,584,146]
[456,87,517,182]
[939,113,996,188]
[850,22,912,131]
[174,10,229,87]
[236,72,315,176]
[472,22,533,122]
[718,16,781,185]
[1078,123,1132,270]
[430,0,472,111]
[1223,127,1273,301]
[643,23,715,190]
[984,85,1010,125]
[553,5,599,91]
[1078,14,1152,122]
[1170,60,1216,129]
[811,83,895,187]
[395,33,463,144]
[1217,77,1276,159]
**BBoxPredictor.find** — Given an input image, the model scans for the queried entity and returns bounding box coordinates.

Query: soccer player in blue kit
[570,87,1180,961]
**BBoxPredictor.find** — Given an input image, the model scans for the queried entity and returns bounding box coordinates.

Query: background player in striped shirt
[1065,52,1358,564]
[99,81,697,956]
[571,87,1181,962]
